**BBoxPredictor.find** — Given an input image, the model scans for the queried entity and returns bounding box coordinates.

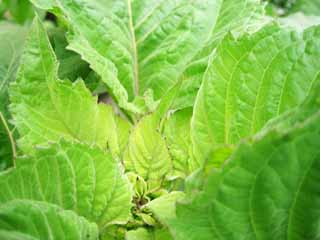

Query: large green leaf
[10,17,129,156]
[30,0,264,110]
[0,112,15,171]
[170,84,320,240]
[0,140,132,227]
[0,200,98,240]
[0,22,27,118]
[191,24,320,166]
[173,0,267,109]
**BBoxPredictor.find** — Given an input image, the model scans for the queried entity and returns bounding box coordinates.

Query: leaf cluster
[0,0,320,239]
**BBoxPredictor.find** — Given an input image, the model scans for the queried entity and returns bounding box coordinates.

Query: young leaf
[124,115,171,188]
[115,114,132,154]
[164,108,194,177]
[9,17,127,155]
[0,140,132,227]
[0,200,99,240]
[126,228,150,240]
[192,24,320,166]
[144,191,185,224]
[126,228,173,240]
[124,81,187,187]
[170,84,320,240]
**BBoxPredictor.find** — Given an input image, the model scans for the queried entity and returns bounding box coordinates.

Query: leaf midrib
[127,0,140,96]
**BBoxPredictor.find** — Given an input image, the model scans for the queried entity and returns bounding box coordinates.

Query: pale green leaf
[144,191,185,224]
[126,228,150,240]
[192,24,320,166]
[10,17,128,156]
[124,114,171,188]
[172,59,207,110]
[170,84,320,240]
[152,80,182,125]
[126,228,173,240]
[100,225,125,240]
[0,200,98,240]
[0,140,132,227]
[164,108,194,177]
[115,114,132,154]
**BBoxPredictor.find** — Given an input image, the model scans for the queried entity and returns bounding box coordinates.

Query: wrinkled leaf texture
[192,24,320,166]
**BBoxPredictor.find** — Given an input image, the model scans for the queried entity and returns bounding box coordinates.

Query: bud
[126,172,148,198]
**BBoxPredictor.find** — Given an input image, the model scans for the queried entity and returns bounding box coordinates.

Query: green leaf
[30,0,229,104]
[126,228,150,240]
[0,140,132,227]
[126,228,173,240]
[0,200,98,240]
[164,108,194,177]
[191,24,320,166]
[123,79,184,184]
[0,112,16,171]
[124,114,171,188]
[100,225,126,240]
[0,230,38,240]
[0,21,27,118]
[152,80,182,125]
[289,0,320,16]
[170,84,320,240]
[173,0,267,109]
[115,114,132,154]
[10,17,129,156]
[144,191,185,224]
